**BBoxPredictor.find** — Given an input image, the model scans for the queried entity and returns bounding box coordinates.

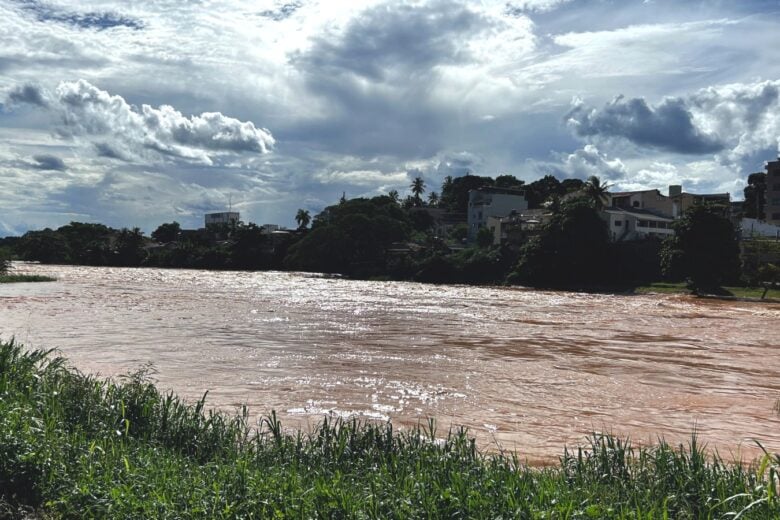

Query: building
[609,189,676,217]
[741,218,780,239]
[765,158,780,225]
[668,185,731,217]
[487,209,549,247]
[602,208,675,241]
[467,187,528,240]
[205,212,240,227]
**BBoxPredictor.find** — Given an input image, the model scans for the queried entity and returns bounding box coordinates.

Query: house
[765,158,780,226]
[608,189,676,217]
[205,212,240,227]
[602,208,675,241]
[487,209,549,247]
[667,185,731,217]
[467,187,528,241]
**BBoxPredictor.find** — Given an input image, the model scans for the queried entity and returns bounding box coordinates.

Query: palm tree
[410,177,426,206]
[388,189,400,204]
[584,175,612,210]
[295,209,311,230]
[427,191,439,206]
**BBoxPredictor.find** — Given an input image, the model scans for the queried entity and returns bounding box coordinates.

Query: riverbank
[634,281,780,301]
[1,339,778,519]
[0,274,56,283]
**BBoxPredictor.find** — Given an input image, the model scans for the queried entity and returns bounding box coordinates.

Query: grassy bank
[0,274,56,283]
[1,340,778,518]
[634,282,780,300]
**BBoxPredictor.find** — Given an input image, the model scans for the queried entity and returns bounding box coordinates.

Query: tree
[151,221,181,243]
[743,172,766,220]
[230,223,270,269]
[439,175,493,212]
[583,175,612,210]
[660,205,740,292]
[0,250,10,275]
[115,227,146,266]
[388,189,400,204]
[427,191,439,206]
[525,175,563,209]
[410,177,426,206]
[476,227,494,248]
[284,196,411,276]
[494,175,525,189]
[509,198,610,288]
[295,209,311,230]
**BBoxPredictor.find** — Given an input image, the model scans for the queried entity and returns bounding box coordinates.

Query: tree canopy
[660,205,740,291]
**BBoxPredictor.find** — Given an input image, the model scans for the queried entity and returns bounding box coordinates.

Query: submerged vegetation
[1,339,778,518]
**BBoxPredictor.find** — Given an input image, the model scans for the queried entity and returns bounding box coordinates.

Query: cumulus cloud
[545,144,628,181]
[566,79,780,163]
[32,154,66,171]
[566,95,723,154]
[17,80,275,165]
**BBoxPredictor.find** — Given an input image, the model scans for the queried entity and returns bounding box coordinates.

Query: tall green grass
[1,338,778,519]
[0,274,56,283]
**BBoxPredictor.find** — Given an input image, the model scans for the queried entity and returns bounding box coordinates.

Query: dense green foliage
[1,339,778,518]
[661,205,741,291]
[285,196,410,277]
[509,198,610,288]
[743,172,766,220]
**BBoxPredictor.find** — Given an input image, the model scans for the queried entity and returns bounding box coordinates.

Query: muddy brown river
[1,263,779,463]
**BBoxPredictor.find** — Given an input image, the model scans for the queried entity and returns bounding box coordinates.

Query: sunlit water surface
[1,264,779,463]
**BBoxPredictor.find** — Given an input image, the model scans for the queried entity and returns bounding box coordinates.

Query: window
[772,199,780,206]
[649,221,657,228]
[614,220,622,227]
[773,213,780,220]
[632,201,640,208]
[773,184,780,191]
[637,220,648,227]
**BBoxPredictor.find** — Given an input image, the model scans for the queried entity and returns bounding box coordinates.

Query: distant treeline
[1,173,748,291]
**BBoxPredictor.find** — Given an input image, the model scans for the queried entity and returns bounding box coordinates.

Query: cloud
[5,84,47,107]
[17,1,143,31]
[299,1,488,82]
[260,2,303,21]
[566,95,724,154]
[505,0,574,14]
[32,154,66,170]
[535,144,627,181]
[44,80,275,165]
[566,79,780,162]
[314,169,408,187]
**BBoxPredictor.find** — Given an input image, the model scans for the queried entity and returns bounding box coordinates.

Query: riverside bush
[0,338,778,518]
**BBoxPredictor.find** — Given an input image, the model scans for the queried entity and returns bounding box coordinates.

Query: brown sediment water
[1,263,779,464]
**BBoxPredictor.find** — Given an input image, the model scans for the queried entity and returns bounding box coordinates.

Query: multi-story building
[204,212,240,227]
[766,159,780,225]
[467,187,527,241]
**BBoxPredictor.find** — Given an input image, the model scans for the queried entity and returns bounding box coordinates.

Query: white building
[467,188,528,240]
[205,212,240,227]
[602,208,675,241]
[741,218,780,239]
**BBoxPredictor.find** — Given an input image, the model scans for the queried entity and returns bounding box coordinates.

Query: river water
[1,263,779,463]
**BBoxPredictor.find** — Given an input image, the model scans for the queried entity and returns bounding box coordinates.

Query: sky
[1,0,779,234]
